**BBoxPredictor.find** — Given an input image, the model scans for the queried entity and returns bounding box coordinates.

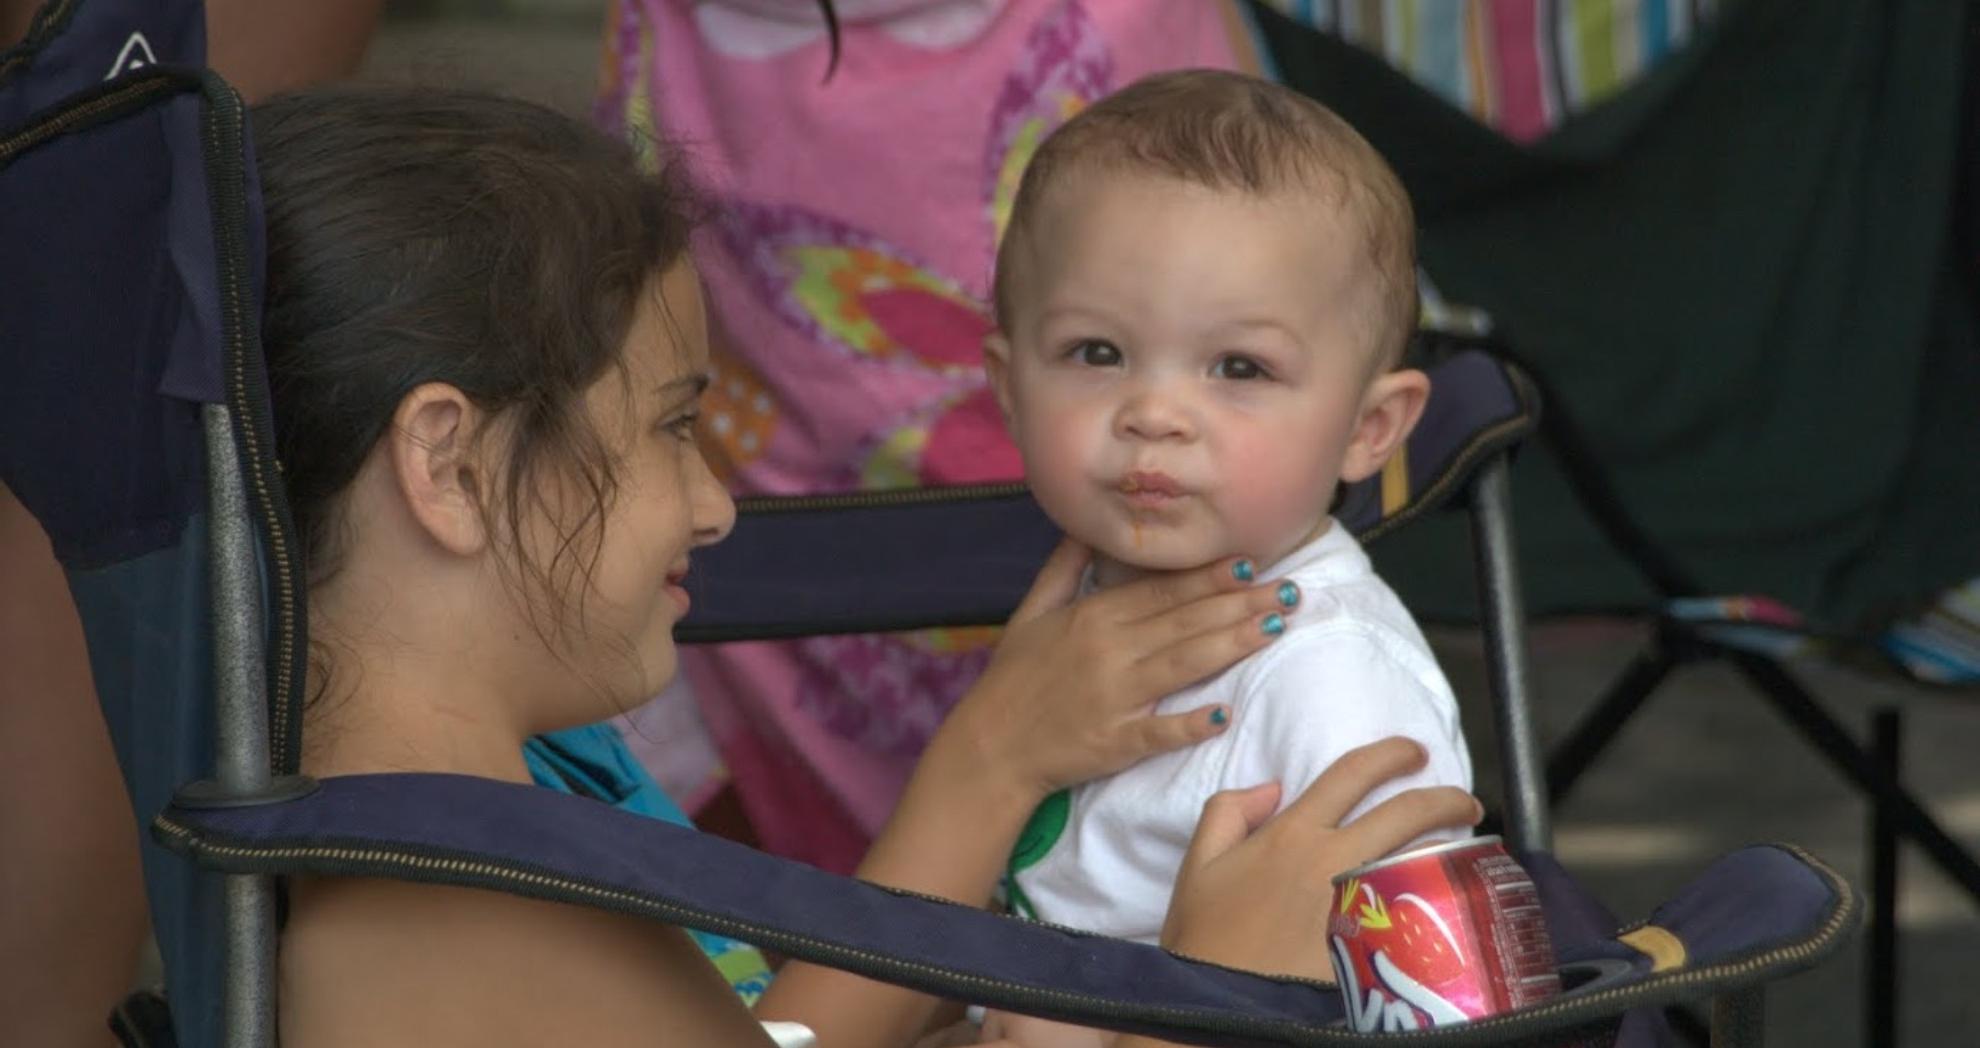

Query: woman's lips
[665,566,692,613]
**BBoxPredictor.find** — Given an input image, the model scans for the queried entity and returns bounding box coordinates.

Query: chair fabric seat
[157,772,1858,1047]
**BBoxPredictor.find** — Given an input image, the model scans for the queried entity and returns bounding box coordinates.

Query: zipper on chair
[197,74,307,776]
[733,481,1031,515]
[0,0,81,86]
[0,68,187,161]
[154,811,1857,1046]
[152,815,1323,1044]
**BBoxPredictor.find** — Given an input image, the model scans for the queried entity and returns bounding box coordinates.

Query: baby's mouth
[1119,471,1186,507]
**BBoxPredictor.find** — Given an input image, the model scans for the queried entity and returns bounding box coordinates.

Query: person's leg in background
[0,484,149,1048]
[203,0,384,102]
[0,4,386,1041]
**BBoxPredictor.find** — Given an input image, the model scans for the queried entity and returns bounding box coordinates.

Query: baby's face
[989,173,1385,574]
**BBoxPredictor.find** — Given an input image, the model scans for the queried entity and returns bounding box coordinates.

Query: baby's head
[254,88,734,722]
[985,69,1426,580]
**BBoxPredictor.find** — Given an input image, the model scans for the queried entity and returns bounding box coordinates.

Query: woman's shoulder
[281,874,767,1047]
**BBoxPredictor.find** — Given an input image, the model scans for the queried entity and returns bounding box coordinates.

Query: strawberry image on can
[1328,836,1562,1032]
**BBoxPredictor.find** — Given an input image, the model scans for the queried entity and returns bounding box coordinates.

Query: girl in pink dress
[596,0,1251,870]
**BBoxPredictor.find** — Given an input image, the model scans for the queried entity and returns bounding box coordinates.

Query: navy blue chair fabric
[680,349,1534,642]
[1,72,231,1048]
[3,6,275,1040]
[157,773,1857,1046]
[0,77,219,565]
[0,0,204,125]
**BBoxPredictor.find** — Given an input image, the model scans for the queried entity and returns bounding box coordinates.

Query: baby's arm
[1224,627,1472,841]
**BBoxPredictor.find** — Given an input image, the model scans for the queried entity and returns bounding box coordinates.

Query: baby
[979,69,1473,1039]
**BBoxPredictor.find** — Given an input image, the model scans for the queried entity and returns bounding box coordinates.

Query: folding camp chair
[2,4,1855,1046]
[1504,346,1980,1048]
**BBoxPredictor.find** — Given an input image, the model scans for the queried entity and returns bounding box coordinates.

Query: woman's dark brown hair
[253,87,700,687]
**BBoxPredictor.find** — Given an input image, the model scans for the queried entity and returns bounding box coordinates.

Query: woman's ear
[387,382,490,557]
[1339,368,1431,484]
[982,332,1017,433]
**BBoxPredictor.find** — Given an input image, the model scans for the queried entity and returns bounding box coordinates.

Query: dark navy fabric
[680,350,1530,642]
[678,490,1061,641]
[4,14,245,1043]
[1522,851,1671,1047]
[163,773,1345,1047]
[1335,349,1531,545]
[160,774,1853,1046]
[68,527,223,1048]
[1,79,217,567]
[0,0,204,123]
[1648,845,1840,966]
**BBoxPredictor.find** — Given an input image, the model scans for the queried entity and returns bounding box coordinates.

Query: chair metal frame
[1505,347,1976,1048]
[204,401,280,1048]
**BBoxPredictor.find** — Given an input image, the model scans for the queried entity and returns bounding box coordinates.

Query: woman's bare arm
[281,876,774,1048]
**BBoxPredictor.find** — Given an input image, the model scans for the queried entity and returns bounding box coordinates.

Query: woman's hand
[758,539,1300,1048]
[1159,738,1483,982]
[937,538,1300,806]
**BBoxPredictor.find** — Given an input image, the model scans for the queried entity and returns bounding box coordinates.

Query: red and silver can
[1327,836,1561,1032]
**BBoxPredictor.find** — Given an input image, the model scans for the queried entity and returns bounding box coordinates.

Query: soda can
[1328,835,1561,1032]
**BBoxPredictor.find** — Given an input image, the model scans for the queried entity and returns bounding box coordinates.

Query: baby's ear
[1339,368,1430,484]
[982,332,1017,431]
[388,383,490,557]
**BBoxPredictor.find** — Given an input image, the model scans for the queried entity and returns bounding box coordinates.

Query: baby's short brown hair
[993,69,1416,367]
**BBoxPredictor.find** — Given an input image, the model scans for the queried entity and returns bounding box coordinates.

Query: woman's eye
[664,412,701,441]
[1071,339,1123,367]
[1212,355,1267,381]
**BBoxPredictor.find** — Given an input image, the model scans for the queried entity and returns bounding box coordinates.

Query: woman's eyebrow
[655,374,712,400]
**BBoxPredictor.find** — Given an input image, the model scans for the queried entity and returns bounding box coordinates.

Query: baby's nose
[1114,387,1194,441]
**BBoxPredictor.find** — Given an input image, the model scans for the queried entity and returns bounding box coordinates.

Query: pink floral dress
[596,0,1240,871]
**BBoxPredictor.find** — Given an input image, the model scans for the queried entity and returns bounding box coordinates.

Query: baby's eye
[1069,339,1123,368]
[1212,355,1269,381]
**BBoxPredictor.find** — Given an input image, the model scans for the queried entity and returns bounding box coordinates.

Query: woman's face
[520,261,735,719]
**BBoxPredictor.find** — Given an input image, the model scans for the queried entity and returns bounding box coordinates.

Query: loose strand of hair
[819,0,842,82]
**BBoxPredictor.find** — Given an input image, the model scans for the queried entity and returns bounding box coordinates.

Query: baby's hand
[978,1009,1113,1048]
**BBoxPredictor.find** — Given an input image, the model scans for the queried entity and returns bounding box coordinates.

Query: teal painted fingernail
[1232,559,1255,582]
[1277,581,1299,607]
[1209,707,1228,727]
[1262,613,1285,636]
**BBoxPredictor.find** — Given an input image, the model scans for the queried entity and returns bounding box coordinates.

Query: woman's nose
[691,456,737,546]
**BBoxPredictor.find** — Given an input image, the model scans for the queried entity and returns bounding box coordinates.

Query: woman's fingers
[1135,577,1299,652]
[1157,740,1483,981]
[1126,603,1288,699]
[1178,783,1282,876]
[1159,783,1283,954]
[1008,538,1092,627]
[1107,555,1262,625]
[1277,738,1433,830]
[1333,786,1483,865]
[1121,704,1232,765]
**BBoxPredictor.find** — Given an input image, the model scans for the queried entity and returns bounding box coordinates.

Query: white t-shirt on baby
[1006,521,1474,943]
